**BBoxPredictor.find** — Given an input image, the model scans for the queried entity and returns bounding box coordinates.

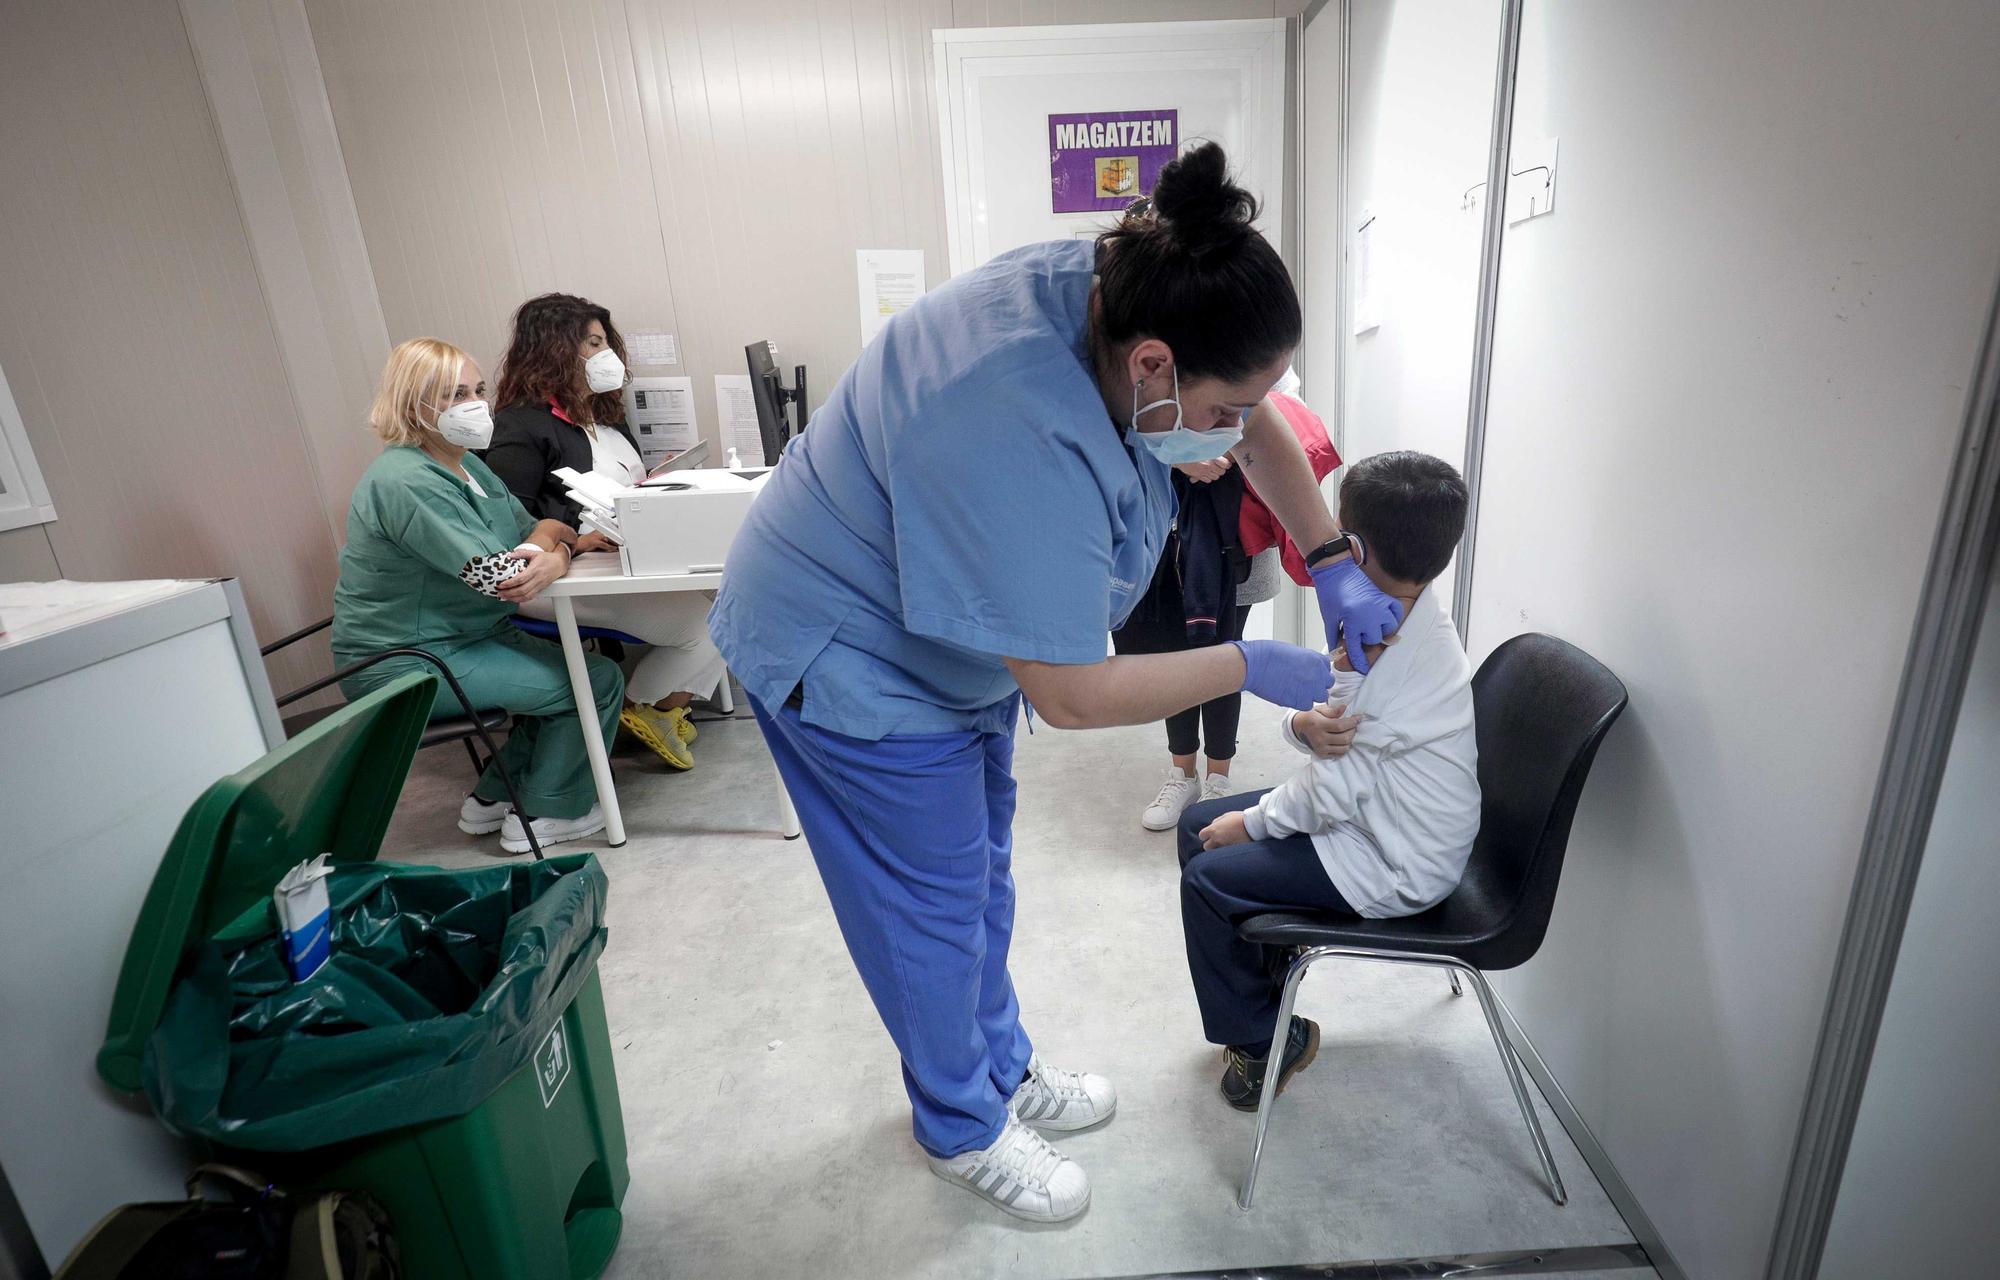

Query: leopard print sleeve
[459,551,527,597]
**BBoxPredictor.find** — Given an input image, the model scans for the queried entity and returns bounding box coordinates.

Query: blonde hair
[369,337,471,446]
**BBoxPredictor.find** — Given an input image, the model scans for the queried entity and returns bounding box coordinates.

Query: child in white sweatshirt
[1176,450,1477,1110]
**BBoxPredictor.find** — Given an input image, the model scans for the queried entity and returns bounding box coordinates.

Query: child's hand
[1200,810,1250,851]
[1293,703,1363,758]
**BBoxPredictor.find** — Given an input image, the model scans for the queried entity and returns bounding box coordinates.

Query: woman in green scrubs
[332,337,623,854]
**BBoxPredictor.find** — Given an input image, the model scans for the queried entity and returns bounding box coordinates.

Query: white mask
[1124,365,1243,465]
[434,399,494,450]
[584,348,626,394]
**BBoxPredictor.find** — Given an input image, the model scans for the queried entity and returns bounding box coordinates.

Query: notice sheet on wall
[1352,211,1382,336]
[624,376,698,466]
[714,374,764,464]
[627,330,680,367]
[856,249,925,346]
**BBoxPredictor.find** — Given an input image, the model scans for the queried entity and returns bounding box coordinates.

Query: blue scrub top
[709,239,1176,740]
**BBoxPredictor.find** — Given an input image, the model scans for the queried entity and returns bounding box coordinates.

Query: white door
[933,20,1290,276]
[934,20,1296,647]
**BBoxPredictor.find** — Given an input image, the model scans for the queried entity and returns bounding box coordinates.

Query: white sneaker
[499,804,605,853]
[1009,1055,1116,1132]
[1142,769,1201,831]
[927,1114,1090,1223]
[1201,773,1234,803]
[458,794,508,835]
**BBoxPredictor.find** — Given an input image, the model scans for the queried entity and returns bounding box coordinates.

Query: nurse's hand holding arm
[1234,399,1406,672]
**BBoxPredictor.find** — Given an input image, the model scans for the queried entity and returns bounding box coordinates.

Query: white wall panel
[1465,2,2000,1275]
[1819,561,2000,1274]
[305,0,1301,450]
[1336,0,1500,617]
[0,0,337,686]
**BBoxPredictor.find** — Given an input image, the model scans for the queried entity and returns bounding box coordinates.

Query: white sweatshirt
[1242,585,1480,918]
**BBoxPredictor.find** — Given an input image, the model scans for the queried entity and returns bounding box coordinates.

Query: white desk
[542,555,800,845]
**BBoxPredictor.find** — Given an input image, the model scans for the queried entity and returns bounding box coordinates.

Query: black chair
[259,617,543,859]
[1234,632,1629,1209]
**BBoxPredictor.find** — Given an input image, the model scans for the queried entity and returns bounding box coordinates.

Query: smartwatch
[1305,531,1367,567]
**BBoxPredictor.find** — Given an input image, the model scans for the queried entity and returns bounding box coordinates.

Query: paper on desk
[623,376,699,467]
[714,374,763,463]
[552,467,631,513]
[639,468,762,494]
[0,579,198,643]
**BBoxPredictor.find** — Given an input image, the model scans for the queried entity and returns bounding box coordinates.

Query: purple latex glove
[1231,640,1336,710]
[1310,557,1406,674]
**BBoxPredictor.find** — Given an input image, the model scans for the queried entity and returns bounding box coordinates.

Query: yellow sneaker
[620,705,693,770]
[668,705,697,745]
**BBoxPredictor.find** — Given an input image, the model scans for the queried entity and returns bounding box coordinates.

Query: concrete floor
[380,693,1652,1280]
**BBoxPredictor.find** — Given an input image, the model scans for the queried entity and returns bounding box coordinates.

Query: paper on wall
[627,330,679,366]
[856,249,925,346]
[624,376,699,467]
[714,374,764,464]
[1352,211,1382,336]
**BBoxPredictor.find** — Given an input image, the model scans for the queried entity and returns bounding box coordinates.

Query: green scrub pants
[344,627,623,820]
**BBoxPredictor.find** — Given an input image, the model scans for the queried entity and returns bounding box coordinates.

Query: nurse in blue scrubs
[709,143,1404,1223]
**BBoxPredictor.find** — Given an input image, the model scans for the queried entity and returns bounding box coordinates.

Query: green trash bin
[95,672,629,1280]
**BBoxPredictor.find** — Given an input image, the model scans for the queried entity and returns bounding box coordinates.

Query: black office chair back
[1453,633,1628,968]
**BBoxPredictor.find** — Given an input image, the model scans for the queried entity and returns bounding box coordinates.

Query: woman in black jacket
[484,292,726,770]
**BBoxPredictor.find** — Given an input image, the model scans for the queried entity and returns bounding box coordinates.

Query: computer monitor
[745,340,808,466]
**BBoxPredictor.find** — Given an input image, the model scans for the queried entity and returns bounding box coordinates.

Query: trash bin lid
[97,672,438,1093]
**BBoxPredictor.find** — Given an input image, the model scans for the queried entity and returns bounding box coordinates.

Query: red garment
[1240,391,1342,586]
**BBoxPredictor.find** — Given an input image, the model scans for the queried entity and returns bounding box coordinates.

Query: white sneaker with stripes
[1009,1054,1116,1132]
[927,1114,1089,1223]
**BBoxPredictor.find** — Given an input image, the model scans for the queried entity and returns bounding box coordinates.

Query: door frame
[932,20,1290,279]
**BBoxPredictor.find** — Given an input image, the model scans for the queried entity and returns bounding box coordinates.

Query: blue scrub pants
[748,693,1033,1158]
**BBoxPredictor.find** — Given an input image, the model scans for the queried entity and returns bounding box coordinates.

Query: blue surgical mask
[1124,366,1243,465]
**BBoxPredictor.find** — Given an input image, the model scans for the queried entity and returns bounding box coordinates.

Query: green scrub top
[331,446,537,663]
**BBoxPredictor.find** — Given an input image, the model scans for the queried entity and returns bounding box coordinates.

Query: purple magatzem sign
[1048,109,1179,214]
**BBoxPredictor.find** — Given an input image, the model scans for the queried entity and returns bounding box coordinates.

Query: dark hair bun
[1093,139,1299,382]
[1148,141,1259,256]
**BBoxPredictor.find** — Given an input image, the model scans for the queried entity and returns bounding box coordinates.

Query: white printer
[553,465,770,577]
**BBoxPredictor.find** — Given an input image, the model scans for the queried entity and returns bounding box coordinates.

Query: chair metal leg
[717,670,736,715]
[1463,968,1568,1205]
[1448,969,1463,997]
[1238,947,1322,1209]
[461,735,486,778]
